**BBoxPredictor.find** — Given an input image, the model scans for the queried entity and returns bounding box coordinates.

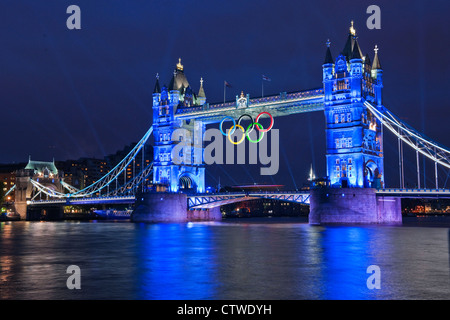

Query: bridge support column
[309,188,401,225]
[187,207,222,222]
[131,192,222,223]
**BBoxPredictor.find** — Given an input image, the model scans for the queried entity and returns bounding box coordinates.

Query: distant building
[0,163,25,201]
[105,142,153,186]
[55,160,86,190]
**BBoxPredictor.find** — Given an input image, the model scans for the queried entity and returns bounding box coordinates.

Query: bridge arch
[178,173,197,192]
[364,160,379,188]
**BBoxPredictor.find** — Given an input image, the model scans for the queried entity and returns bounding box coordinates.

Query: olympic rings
[246,122,264,143]
[255,112,274,132]
[219,111,274,144]
[227,124,246,145]
[237,114,254,135]
[219,116,236,136]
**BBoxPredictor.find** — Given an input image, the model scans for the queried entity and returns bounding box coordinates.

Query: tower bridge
[7,22,450,224]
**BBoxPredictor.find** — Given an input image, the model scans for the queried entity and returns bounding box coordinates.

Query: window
[335,139,340,149]
[348,138,353,147]
[347,113,351,122]
[341,114,345,123]
[335,114,339,124]
[348,158,352,164]
[336,159,340,165]
[336,165,340,172]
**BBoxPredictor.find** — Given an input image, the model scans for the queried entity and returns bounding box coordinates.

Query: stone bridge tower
[151,59,206,193]
[14,158,63,219]
[322,22,384,188]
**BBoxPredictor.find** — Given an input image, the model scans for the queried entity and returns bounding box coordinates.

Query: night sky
[1,0,450,189]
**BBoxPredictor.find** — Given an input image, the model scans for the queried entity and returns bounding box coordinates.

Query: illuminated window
[335,114,339,124]
[348,138,352,147]
[348,158,352,164]
[335,139,340,149]
[341,114,345,123]
[347,113,351,122]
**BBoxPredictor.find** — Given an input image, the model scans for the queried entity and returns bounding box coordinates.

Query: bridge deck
[175,89,324,123]
[26,189,450,208]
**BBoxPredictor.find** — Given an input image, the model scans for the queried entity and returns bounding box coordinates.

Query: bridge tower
[151,59,206,193]
[14,158,63,220]
[322,22,384,188]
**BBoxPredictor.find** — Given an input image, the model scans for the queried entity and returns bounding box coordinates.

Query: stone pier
[131,192,222,223]
[308,187,402,225]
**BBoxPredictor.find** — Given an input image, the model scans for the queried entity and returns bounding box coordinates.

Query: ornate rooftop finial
[156,72,159,80]
[349,20,356,36]
[374,44,379,54]
[326,39,331,47]
[176,58,184,71]
[200,77,203,86]
[240,91,245,98]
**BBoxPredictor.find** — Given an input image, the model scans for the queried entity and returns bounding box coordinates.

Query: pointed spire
[324,39,334,64]
[372,45,382,70]
[153,73,161,94]
[198,77,206,98]
[342,20,361,61]
[169,59,190,92]
[351,38,362,60]
[342,34,353,61]
[169,69,177,91]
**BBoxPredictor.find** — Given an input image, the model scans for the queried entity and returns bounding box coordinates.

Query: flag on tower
[262,75,271,81]
[224,81,232,88]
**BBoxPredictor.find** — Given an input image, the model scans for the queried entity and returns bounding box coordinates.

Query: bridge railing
[377,188,450,193]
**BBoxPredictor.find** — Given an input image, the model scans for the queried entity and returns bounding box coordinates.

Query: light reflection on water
[0,218,449,300]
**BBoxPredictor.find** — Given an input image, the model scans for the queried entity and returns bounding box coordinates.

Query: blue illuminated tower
[152,59,206,193]
[322,22,384,188]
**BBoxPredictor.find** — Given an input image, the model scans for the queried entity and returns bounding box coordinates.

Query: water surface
[0,217,449,299]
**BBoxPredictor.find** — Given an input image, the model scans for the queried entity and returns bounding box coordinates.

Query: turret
[371,45,383,106]
[152,73,161,107]
[197,77,206,105]
[169,69,180,106]
[349,38,363,99]
[322,39,334,102]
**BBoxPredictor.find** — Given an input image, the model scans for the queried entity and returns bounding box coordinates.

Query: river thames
[0,217,449,300]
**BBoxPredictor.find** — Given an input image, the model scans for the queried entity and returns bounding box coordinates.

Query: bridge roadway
[26,189,450,209]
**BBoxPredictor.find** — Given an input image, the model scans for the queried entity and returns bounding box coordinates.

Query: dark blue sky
[1,0,450,188]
